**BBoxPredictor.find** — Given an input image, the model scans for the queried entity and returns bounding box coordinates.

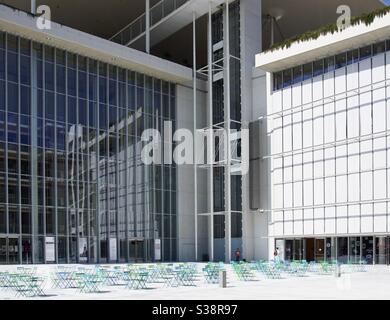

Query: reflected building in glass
[0,31,177,264]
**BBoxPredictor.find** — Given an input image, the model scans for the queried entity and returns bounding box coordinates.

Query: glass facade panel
[349,237,361,264]
[362,236,374,264]
[285,240,293,261]
[277,236,388,264]
[273,39,390,91]
[337,237,348,263]
[0,31,177,264]
[375,237,388,264]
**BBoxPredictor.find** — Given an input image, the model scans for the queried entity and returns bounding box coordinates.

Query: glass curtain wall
[0,31,177,264]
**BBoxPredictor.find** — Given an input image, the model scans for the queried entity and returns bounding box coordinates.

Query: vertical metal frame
[30,39,38,264]
[115,66,120,262]
[192,11,198,261]
[95,60,101,264]
[65,47,70,263]
[105,63,109,262]
[17,36,22,263]
[145,0,150,54]
[86,57,91,263]
[54,47,58,263]
[75,54,80,263]
[223,0,232,263]
[42,44,46,263]
[125,68,129,262]
[30,0,36,14]
[207,1,214,262]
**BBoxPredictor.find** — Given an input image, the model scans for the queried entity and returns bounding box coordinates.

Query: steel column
[145,0,150,54]
[193,11,198,262]
[207,1,214,262]
[224,0,232,263]
[31,0,36,15]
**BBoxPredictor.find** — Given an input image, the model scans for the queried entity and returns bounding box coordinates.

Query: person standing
[235,248,241,262]
[274,247,281,262]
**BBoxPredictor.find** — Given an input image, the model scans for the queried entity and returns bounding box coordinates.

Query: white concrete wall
[176,81,207,262]
[251,68,270,260]
[240,0,262,261]
[268,51,390,244]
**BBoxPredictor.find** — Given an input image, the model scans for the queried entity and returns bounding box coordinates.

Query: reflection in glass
[362,236,373,264]
[285,240,293,261]
[337,237,348,264]
[375,237,388,265]
[0,31,177,264]
[349,237,361,264]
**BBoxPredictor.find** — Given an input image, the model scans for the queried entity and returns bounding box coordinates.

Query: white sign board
[155,239,161,261]
[45,237,55,262]
[109,238,117,261]
[79,237,88,262]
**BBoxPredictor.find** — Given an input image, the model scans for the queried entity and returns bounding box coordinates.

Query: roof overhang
[0,4,192,84]
[261,0,385,49]
[256,11,390,72]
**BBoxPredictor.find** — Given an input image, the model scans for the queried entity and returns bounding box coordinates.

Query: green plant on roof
[265,6,390,53]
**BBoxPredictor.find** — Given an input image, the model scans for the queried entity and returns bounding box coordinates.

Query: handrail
[109,1,160,42]
[109,0,190,46]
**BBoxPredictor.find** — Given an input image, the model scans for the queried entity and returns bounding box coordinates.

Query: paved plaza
[0,264,389,300]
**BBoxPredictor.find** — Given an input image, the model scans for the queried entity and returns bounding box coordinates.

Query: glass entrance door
[375,237,389,265]
[326,238,336,262]
[294,239,304,261]
[315,239,325,262]
[129,240,145,262]
[305,238,315,262]
[0,237,6,264]
[362,236,374,264]
[349,237,361,264]
[0,236,20,264]
[8,237,19,264]
[285,240,293,261]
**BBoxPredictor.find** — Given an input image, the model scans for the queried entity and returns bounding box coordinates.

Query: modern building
[256,4,390,265]
[0,0,389,265]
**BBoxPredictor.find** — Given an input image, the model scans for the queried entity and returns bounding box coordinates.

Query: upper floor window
[272,38,390,91]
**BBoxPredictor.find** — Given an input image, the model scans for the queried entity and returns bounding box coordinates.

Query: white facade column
[193,11,198,262]
[241,0,264,261]
[31,0,36,14]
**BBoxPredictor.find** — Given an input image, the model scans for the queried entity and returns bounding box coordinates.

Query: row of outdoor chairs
[202,262,225,284]
[51,263,199,293]
[231,262,257,281]
[0,269,45,297]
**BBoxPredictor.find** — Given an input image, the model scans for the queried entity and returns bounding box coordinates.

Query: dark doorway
[315,239,325,262]
[129,240,144,262]
[285,240,293,261]
[305,238,315,262]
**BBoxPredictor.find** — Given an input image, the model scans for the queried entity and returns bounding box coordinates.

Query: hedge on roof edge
[265,6,390,53]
